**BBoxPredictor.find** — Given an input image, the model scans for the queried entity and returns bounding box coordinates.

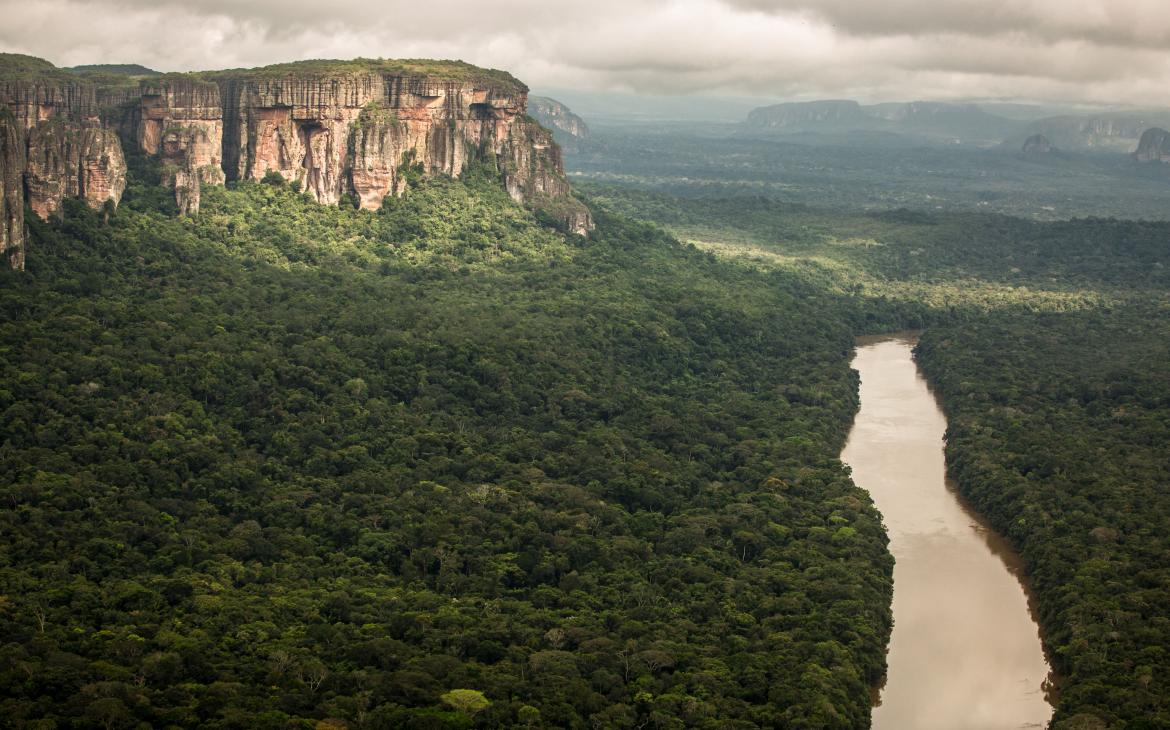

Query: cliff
[0,55,593,268]
[529,96,589,153]
[1133,127,1170,163]
[0,53,129,269]
[1016,113,1170,152]
[1,108,24,269]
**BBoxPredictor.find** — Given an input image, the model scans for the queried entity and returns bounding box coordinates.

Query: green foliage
[568,121,1170,221]
[917,307,1170,727]
[580,128,1170,726]
[194,58,524,90]
[0,173,893,727]
[583,185,1170,309]
[441,689,491,715]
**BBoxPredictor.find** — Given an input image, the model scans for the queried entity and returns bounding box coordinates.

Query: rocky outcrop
[1133,128,1170,163]
[136,79,224,214]
[501,118,591,234]
[1021,133,1054,154]
[1021,114,1170,152]
[1,109,25,270]
[0,55,592,268]
[0,54,130,268]
[745,99,1017,143]
[529,96,589,153]
[24,120,125,219]
[208,66,590,232]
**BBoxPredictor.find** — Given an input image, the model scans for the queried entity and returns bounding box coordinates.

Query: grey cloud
[2,0,1169,106]
[721,0,1170,47]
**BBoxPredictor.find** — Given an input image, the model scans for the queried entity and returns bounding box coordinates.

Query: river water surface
[842,334,1052,730]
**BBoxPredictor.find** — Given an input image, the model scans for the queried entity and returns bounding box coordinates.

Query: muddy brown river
[843,334,1052,730]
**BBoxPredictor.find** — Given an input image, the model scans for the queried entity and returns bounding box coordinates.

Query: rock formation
[0,53,128,269]
[1,108,25,270]
[135,78,225,214]
[529,96,589,152]
[0,55,593,269]
[1025,114,1170,152]
[1133,127,1170,163]
[745,100,867,129]
[1021,133,1055,154]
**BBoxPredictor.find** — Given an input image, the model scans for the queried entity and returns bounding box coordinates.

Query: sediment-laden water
[843,334,1052,730]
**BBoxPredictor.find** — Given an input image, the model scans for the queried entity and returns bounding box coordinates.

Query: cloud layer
[2,0,1168,105]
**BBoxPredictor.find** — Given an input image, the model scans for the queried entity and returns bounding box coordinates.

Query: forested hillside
[0,162,896,728]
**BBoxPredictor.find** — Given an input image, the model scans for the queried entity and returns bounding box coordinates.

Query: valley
[1,38,1169,730]
[563,109,1170,728]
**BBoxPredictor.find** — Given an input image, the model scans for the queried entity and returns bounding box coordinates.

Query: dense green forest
[0,163,901,728]
[579,184,1168,310]
[6,98,1170,730]
[917,310,1170,729]
[567,122,1170,221]
[579,155,1170,728]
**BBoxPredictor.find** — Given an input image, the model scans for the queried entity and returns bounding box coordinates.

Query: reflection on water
[843,334,1053,730]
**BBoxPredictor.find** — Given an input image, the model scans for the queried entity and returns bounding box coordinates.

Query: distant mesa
[529,96,589,139]
[746,99,1170,152]
[744,99,1016,144]
[1133,127,1170,163]
[745,100,867,128]
[1022,114,1170,153]
[1021,134,1055,154]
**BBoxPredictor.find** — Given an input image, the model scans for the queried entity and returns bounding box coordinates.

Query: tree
[440,689,491,716]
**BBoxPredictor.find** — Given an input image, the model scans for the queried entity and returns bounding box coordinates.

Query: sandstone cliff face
[0,56,592,269]
[1133,128,1170,163]
[0,111,25,269]
[1,55,132,268]
[24,120,126,218]
[746,100,868,129]
[211,69,590,233]
[136,79,224,214]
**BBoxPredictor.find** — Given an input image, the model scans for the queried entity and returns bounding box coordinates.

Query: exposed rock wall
[137,79,224,214]
[1134,127,1170,163]
[24,120,125,219]
[0,111,25,269]
[1021,133,1055,155]
[212,72,590,232]
[1,60,130,268]
[0,56,593,268]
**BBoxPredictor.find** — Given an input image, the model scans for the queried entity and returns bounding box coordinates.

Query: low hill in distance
[744,98,1170,152]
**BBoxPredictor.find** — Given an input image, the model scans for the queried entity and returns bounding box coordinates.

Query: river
[842,333,1053,730]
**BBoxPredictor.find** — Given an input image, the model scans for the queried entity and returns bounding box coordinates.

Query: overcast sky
[2,0,1169,106]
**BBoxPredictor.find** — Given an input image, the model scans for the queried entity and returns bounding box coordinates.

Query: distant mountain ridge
[745,100,1018,143]
[745,99,1170,152]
